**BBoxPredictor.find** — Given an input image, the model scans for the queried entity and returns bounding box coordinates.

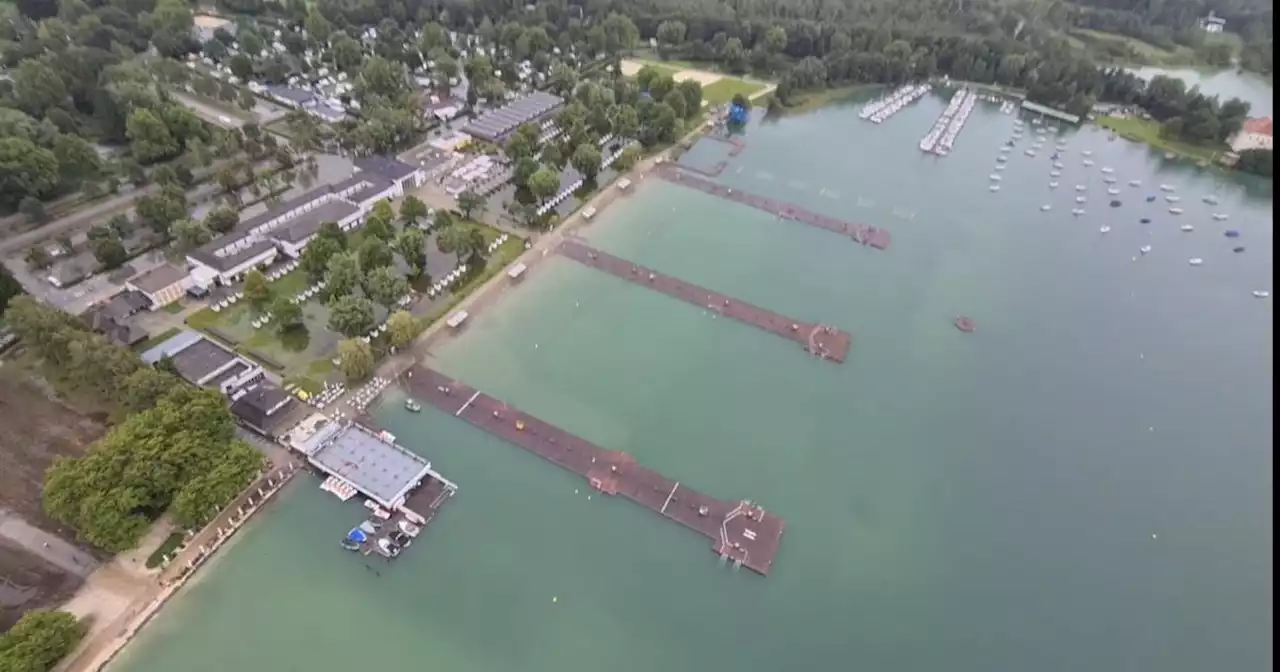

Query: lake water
[112,85,1273,672]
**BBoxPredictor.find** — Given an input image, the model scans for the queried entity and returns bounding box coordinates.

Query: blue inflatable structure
[728,103,749,125]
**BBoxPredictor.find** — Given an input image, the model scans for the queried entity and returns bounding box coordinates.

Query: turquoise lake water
[113,86,1272,672]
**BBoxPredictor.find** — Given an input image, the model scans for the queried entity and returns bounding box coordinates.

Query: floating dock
[558,237,851,363]
[655,165,891,250]
[404,366,786,576]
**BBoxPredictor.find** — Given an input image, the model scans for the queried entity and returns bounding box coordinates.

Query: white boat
[1076,196,1087,203]
[1101,167,1114,174]
[999,146,1011,154]
[1129,180,1142,186]
[1165,195,1181,202]
[1050,170,1062,177]
[1100,225,1111,233]
[1049,181,1059,188]
[1041,204,1052,211]
[1253,290,1271,298]
[1072,208,1086,216]
[989,184,1000,192]
[1025,149,1037,157]
[1169,207,1184,214]
[1188,258,1203,266]
[1083,159,1095,166]
[1075,184,1087,191]
[397,520,422,538]
[989,174,1002,181]
[1140,245,1152,254]
[1160,184,1175,192]
[995,164,1006,171]
[1203,195,1219,205]
[1053,162,1065,169]
[1082,150,1093,156]
[1213,213,1229,221]
[1180,224,1194,231]
[376,537,402,558]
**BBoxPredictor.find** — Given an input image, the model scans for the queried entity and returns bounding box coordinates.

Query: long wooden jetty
[558,237,851,363]
[403,366,786,576]
[656,164,892,250]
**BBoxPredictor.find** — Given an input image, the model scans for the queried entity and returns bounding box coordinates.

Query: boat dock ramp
[284,414,458,563]
[655,165,892,250]
[403,366,786,575]
[558,237,851,363]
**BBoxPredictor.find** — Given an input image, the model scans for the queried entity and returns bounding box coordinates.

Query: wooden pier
[558,237,851,363]
[656,164,892,250]
[403,366,787,576]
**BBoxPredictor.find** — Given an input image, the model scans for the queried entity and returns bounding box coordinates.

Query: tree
[656,21,687,56]
[271,295,303,331]
[386,310,417,348]
[363,265,409,310]
[436,224,487,266]
[0,137,59,208]
[571,143,603,181]
[528,166,561,203]
[87,228,127,269]
[677,80,704,118]
[0,610,85,672]
[394,227,427,279]
[613,105,640,140]
[363,215,396,242]
[399,195,427,227]
[315,221,348,250]
[614,145,641,172]
[12,60,68,118]
[25,245,53,270]
[229,53,254,80]
[457,190,487,218]
[358,236,395,270]
[323,251,362,301]
[243,269,272,309]
[336,338,375,380]
[328,295,375,337]
[301,236,342,280]
[172,218,212,251]
[134,188,187,236]
[126,108,179,163]
[120,367,181,414]
[1236,149,1273,177]
[204,207,239,234]
[53,134,101,183]
[513,157,540,189]
[549,62,578,97]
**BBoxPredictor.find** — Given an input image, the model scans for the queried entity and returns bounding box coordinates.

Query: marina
[284,415,458,563]
[558,237,852,363]
[656,164,891,250]
[859,83,931,123]
[919,89,973,154]
[402,366,787,575]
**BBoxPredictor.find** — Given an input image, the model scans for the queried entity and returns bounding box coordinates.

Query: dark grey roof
[169,337,239,383]
[309,424,433,507]
[205,361,251,389]
[273,199,360,243]
[462,91,564,142]
[344,176,395,205]
[231,387,301,437]
[242,184,338,230]
[129,264,188,294]
[355,155,420,181]
[267,85,317,105]
[189,236,276,272]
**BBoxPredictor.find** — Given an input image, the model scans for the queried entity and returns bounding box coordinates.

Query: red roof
[1242,118,1272,136]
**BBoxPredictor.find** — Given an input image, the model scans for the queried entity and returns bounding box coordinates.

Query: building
[141,329,265,396]
[1229,117,1273,152]
[461,91,565,143]
[228,383,303,438]
[83,291,150,347]
[186,156,420,287]
[127,264,191,310]
[287,419,436,511]
[428,131,472,153]
[1200,12,1226,33]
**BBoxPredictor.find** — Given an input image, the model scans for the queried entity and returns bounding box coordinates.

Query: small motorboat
[1101,167,1114,174]
[1108,188,1120,195]
[1188,258,1203,266]
[989,174,1002,181]
[1213,213,1229,221]
[996,164,1007,171]
[1129,179,1142,187]
[1253,290,1271,298]
[1180,224,1194,232]
[1104,176,1118,184]
[1165,195,1181,202]
[1224,230,1240,238]
[1100,225,1111,234]
[1146,195,1157,202]
[1050,170,1062,177]
[1025,149,1037,157]
[1169,207,1184,215]
[1203,195,1219,205]
[377,537,402,558]
[1233,246,1246,253]
[1160,184,1176,192]
[1049,181,1059,188]
[1076,196,1087,203]
[405,398,422,412]
[1082,150,1093,156]
[997,155,1009,162]
[1140,245,1152,254]
[1041,204,1052,211]
[1075,184,1087,191]
[1072,208,1086,216]
[397,520,422,538]
[1053,161,1065,169]
[989,184,1001,192]
[1139,218,1151,224]
[1083,159,1096,166]
[1109,200,1122,207]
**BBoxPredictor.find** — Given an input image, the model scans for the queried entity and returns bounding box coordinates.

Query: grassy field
[1096,116,1227,162]
[701,78,768,106]
[1063,28,1242,68]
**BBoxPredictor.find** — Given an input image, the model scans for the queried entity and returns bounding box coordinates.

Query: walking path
[0,509,99,577]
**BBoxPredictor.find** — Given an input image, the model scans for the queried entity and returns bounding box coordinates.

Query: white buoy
[1151,534,1158,540]
[553,596,558,603]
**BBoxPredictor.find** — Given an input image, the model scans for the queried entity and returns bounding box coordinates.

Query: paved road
[0,508,99,577]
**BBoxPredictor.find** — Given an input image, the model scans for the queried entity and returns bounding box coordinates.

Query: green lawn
[145,532,185,569]
[701,78,769,106]
[162,300,186,314]
[1096,116,1227,162]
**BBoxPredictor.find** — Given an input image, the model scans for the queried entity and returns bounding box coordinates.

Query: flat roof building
[127,264,191,310]
[141,329,265,396]
[289,419,434,510]
[462,91,564,143]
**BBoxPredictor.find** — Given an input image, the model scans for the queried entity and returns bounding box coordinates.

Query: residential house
[127,264,191,310]
[1229,117,1273,152]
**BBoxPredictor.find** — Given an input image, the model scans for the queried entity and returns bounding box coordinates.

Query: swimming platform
[655,164,892,250]
[558,237,852,363]
[403,366,787,576]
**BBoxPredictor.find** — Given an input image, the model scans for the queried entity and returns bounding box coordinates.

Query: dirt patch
[0,372,107,536]
[619,59,647,77]
[0,539,83,629]
[673,69,724,87]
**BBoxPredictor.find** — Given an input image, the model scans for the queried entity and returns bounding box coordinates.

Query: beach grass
[1096,116,1227,162]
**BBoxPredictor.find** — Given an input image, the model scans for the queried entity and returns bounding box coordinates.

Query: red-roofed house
[1229,117,1273,152]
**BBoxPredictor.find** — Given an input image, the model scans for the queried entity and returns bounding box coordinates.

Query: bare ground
[0,539,83,629]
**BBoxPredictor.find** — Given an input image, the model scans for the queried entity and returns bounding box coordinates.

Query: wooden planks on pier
[656,164,892,250]
[403,366,786,576]
[557,237,851,364]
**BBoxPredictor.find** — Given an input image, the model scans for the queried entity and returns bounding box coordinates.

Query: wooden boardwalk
[656,164,892,250]
[558,237,851,363]
[403,366,786,576]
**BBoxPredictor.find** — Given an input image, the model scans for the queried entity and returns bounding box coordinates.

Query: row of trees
[0,610,84,672]
[4,296,266,552]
